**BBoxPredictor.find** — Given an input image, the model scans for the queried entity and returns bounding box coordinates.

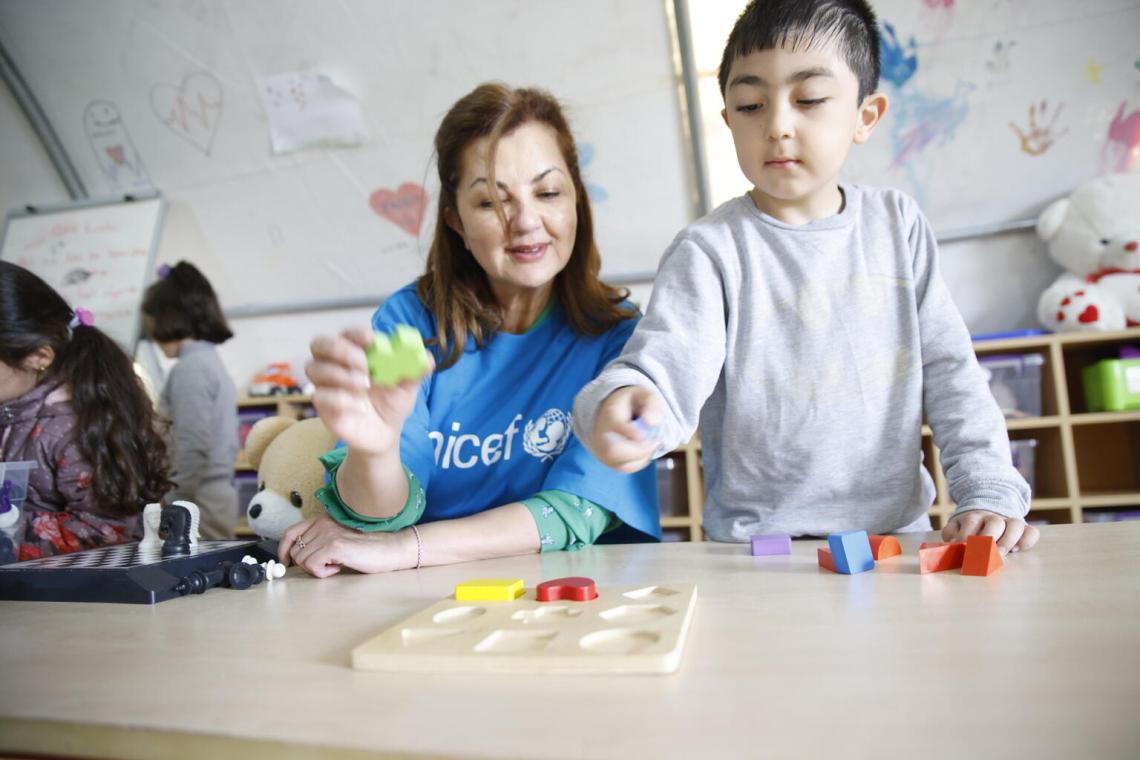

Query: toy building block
[869,535,902,560]
[962,535,1004,576]
[817,548,838,573]
[366,325,429,386]
[455,578,525,602]
[827,530,875,574]
[536,576,598,602]
[750,534,792,557]
[919,542,966,574]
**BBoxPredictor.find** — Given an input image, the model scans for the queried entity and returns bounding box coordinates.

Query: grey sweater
[160,341,238,501]
[573,185,1030,541]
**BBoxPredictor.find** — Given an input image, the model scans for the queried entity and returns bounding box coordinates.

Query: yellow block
[454,578,525,602]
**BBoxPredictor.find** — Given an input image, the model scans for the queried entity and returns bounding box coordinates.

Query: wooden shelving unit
[660,327,1140,540]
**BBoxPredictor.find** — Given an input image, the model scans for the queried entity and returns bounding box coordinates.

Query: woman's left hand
[278,514,413,577]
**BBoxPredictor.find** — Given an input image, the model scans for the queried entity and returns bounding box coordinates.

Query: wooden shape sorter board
[351,583,698,675]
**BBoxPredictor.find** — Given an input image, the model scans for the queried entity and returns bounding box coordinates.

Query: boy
[572,0,1038,554]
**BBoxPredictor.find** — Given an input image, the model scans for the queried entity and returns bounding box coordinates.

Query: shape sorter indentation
[351,583,698,674]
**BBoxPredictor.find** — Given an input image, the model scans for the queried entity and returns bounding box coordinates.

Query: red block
[919,542,966,574]
[962,535,1004,576]
[536,576,598,602]
[869,535,902,560]
[817,548,838,573]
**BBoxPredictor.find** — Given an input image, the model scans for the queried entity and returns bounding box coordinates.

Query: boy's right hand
[306,326,433,456]
[591,386,661,473]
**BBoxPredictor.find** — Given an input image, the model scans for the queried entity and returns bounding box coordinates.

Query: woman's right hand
[306,326,434,456]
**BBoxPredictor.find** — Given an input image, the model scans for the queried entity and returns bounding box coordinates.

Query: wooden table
[2,522,1138,759]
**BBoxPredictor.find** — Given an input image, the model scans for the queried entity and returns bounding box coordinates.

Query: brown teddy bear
[243,416,336,540]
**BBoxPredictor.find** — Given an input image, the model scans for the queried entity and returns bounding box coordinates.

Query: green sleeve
[315,448,426,533]
[521,490,619,552]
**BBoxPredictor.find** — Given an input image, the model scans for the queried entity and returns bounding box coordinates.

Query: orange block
[869,535,902,560]
[817,547,838,573]
[962,535,1004,576]
[919,542,966,574]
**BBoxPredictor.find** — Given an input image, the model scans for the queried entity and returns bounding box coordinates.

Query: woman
[283,83,660,577]
[0,261,172,562]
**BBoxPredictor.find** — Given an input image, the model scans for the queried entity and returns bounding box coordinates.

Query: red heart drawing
[369,183,428,237]
[536,576,598,602]
[1077,304,1100,324]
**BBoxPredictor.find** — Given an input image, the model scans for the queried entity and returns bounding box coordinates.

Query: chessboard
[0,538,279,604]
[351,582,698,675]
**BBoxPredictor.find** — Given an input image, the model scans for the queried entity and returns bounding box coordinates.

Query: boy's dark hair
[0,261,173,518]
[718,0,881,102]
[141,261,233,344]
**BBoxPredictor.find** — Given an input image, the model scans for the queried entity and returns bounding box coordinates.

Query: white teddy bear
[1037,173,1140,332]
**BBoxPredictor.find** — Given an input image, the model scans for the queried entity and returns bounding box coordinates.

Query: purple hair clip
[68,308,95,329]
[157,263,172,279]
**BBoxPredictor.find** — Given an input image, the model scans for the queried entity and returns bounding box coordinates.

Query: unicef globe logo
[523,408,572,461]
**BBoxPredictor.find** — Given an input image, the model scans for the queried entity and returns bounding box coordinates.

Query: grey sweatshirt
[573,185,1030,541]
[160,340,238,501]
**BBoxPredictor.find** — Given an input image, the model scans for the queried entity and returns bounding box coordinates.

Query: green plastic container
[1082,358,1140,412]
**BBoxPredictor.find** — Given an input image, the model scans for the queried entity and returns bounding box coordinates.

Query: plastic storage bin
[0,460,36,510]
[656,457,688,518]
[1081,358,1140,412]
[978,353,1044,418]
[1009,439,1037,492]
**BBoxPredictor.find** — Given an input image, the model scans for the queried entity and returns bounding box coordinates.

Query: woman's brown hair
[417,82,636,369]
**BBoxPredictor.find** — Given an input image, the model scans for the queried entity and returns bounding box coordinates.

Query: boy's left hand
[942,510,1040,555]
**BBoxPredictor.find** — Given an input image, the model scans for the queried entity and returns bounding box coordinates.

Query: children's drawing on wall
[984,40,1015,78]
[1102,100,1140,173]
[82,101,150,190]
[255,71,369,155]
[149,71,223,155]
[1010,100,1067,156]
[576,142,608,203]
[880,23,917,89]
[1085,59,1105,84]
[369,183,429,237]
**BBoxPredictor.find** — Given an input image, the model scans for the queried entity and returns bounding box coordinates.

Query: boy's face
[721,42,886,223]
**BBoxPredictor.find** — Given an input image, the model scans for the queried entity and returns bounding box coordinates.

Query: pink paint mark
[1103,101,1140,173]
[924,0,954,7]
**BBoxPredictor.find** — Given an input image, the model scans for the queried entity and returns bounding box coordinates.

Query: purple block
[750,534,792,557]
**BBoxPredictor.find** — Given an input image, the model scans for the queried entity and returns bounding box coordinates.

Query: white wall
[0,74,67,219]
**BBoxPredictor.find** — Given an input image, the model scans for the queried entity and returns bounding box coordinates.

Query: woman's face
[447,121,578,303]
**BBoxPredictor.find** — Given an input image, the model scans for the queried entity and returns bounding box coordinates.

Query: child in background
[574,0,1039,555]
[142,261,239,539]
[0,261,172,562]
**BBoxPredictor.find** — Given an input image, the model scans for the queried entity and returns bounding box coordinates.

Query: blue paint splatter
[887,81,974,204]
[576,141,608,203]
[880,22,918,89]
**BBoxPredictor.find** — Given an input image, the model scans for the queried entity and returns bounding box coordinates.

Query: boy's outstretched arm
[909,204,1037,554]
[573,234,729,470]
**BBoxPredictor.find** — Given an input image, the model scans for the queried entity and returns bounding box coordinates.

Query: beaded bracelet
[409,524,423,570]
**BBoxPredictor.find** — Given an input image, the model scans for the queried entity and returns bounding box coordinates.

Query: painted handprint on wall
[1010,101,1067,156]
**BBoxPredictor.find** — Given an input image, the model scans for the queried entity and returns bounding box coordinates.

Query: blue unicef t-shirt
[374,284,660,542]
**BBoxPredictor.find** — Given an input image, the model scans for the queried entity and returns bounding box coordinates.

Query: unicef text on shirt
[428,409,572,469]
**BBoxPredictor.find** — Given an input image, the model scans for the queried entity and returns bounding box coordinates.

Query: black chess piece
[159,504,192,557]
[221,561,265,590]
[173,565,226,595]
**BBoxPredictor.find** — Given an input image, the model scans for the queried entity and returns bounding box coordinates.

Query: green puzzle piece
[366,325,429,386]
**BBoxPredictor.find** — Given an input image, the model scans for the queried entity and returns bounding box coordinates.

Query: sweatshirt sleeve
[164,359,215,500]
[910,205,1031,519]
[573,235,728,457]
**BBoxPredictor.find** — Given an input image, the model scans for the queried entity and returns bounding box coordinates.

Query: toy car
[248,363,303,396]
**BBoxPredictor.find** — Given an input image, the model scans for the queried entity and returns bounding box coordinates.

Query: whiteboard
[0,0,694,313]
[0,195,165,350]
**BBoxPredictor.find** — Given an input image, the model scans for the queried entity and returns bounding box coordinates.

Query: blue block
[827,531,875,574]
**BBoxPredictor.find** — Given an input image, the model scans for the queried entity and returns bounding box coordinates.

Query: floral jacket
[0,380,141,564]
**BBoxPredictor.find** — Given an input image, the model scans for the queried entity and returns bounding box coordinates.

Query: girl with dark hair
[141,261,239,539]
[284,83,660,578]
[0,261,172,562]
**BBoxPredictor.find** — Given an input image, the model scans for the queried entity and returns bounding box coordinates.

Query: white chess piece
[261,559,286,579]
[170,500,200,545]
[138,503,163,550]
